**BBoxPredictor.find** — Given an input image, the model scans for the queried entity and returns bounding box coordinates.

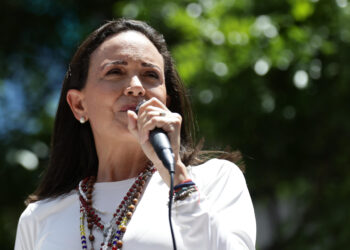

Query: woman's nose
[124,76,146,96]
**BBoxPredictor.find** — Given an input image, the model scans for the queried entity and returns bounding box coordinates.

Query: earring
[79,117,86,124]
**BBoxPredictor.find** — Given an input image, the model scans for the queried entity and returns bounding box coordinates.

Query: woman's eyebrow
[141,62,161,71]
[101,60,127,70]
[100,60,161,71]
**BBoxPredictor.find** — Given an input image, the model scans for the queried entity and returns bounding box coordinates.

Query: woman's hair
[27,18,243,204]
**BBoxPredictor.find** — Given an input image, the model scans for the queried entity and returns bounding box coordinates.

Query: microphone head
[135,100,146,115]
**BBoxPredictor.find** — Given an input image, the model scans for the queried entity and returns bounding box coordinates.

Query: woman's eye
[106,68,122,75]
[145,71,159,79]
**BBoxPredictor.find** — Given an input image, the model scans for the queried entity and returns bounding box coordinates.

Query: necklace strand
[78,165,155,250]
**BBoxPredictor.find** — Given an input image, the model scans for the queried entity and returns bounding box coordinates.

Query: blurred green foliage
[1,0,350,249]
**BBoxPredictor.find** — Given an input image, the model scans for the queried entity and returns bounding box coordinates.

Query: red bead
[116,221,120,225]
[113,213,117,217]
[124,196,128,201]
[100,225,104,230]
[89,235,95,241]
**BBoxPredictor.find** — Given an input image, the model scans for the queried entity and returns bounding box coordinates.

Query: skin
[66,31,189,186]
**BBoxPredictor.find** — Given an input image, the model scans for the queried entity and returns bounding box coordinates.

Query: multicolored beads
[78,165,155,250]
[80,209,88,249]
[173,179,198,201]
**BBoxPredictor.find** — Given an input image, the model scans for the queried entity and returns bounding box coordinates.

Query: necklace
[78,165,155,250]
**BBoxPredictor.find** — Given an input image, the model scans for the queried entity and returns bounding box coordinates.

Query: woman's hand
[127,97,189,186]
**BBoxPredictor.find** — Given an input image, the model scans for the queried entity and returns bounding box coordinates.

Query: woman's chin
[112,120,136,138]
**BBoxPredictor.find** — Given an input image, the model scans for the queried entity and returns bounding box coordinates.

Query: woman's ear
[66,89,88,122]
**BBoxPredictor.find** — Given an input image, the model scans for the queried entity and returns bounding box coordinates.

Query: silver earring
[79,117,86,124]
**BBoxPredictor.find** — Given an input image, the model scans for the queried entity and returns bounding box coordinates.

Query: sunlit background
[1,0,350,249]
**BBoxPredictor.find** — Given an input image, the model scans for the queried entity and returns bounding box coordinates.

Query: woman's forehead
[91,31,164,68]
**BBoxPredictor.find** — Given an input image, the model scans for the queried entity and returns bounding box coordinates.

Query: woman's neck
[94,136,149,182]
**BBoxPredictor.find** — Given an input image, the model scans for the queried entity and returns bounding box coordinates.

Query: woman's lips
[120,104,138,112]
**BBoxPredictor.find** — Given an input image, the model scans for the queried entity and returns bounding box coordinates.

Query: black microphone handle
[149,128,175,173]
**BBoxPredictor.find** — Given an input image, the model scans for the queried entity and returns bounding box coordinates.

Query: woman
[15,19,256,250]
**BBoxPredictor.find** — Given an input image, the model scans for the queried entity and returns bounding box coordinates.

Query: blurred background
[1,0,350,249]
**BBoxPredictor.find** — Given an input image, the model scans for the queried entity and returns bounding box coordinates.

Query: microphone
[135,101,175,174]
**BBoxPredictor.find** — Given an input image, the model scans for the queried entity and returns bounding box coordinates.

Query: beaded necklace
[78,165,155,250]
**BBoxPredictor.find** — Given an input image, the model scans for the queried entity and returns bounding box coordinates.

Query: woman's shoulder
[188,158,249,197]
[190,158,244,179]
[15,191,79,249]
[19,190,77,223]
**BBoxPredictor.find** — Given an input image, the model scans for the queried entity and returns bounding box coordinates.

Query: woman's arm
[173,159,256,250]
[14,205,37,250]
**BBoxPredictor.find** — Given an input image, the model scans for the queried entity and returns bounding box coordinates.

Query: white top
[15,159,256,250]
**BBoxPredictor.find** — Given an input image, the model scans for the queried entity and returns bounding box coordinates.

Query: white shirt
[15,159,256,250]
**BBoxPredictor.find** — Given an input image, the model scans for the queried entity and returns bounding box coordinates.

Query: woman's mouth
[120,104,138,112]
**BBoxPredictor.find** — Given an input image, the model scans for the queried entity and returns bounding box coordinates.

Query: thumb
[127,110,138,136]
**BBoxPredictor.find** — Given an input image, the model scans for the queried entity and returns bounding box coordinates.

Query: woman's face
[81,31,167,141]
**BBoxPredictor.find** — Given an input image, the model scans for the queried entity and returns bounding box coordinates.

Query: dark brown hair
[27,18,242,204]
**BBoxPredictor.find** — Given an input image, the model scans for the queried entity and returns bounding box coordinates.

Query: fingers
[140,114,181,144]
[129,97,182,153]
[137,97,168,115]
[135,98,181,145]
[127,110,138,138]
